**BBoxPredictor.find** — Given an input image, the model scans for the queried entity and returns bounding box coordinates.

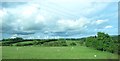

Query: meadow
[0,46,2,60]
[2,46,119,59]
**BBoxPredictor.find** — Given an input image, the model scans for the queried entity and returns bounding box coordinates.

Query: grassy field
[0,46,2,60]
[2,46,119,59]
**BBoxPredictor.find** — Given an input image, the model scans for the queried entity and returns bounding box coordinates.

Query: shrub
[60,41,68,46]
[70,42,76,46]
[15,43,33,46]
[0,42,1,46]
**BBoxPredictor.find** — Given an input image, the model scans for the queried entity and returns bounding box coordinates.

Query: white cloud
[0,8,7,28]
[20,4,38,17]
[105,25,113,29]
[35,14,45,24]
[1,2,117,39]
[10,34,18,39]
[57,17,89,32]
[5,2,91,33]
[0,9,7,18]
[95,19,108,24]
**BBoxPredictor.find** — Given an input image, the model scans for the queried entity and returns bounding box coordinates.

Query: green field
[2,46,119,59]
[0,46,2,60]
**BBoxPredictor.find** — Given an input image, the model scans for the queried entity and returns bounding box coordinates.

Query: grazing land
[2,46,118,59]
[0,46,1,60]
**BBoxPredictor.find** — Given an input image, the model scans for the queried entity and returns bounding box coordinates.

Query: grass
[0,46,2,60]
[2,46,119,59]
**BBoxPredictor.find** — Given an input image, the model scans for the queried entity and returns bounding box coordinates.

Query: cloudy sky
[0,0,118,39]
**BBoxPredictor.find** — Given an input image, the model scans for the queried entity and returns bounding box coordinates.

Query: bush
[16,43,23,46]
[0,42,2,46]
[70,42,76,46]
[42,41,68,46]
[79,41,84,46]
[60,41,68,46]
[15,43,33,46]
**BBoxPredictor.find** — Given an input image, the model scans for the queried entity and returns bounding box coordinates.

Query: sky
[0,0,119,39]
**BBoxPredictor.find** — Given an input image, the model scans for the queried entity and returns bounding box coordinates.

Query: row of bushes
[43,41,68,46]
[2,38,58,46]
[2,39,79,46]
[13,41,78,46]
[2,37,82,46]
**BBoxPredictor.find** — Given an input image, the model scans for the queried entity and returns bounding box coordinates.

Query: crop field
[2,46,119,59]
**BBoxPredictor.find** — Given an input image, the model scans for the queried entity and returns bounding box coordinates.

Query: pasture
[2,46,119,59]
[0,46,2,60]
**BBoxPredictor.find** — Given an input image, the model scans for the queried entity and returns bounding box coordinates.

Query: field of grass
[0,46,2,60]
[2,46,119,59]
